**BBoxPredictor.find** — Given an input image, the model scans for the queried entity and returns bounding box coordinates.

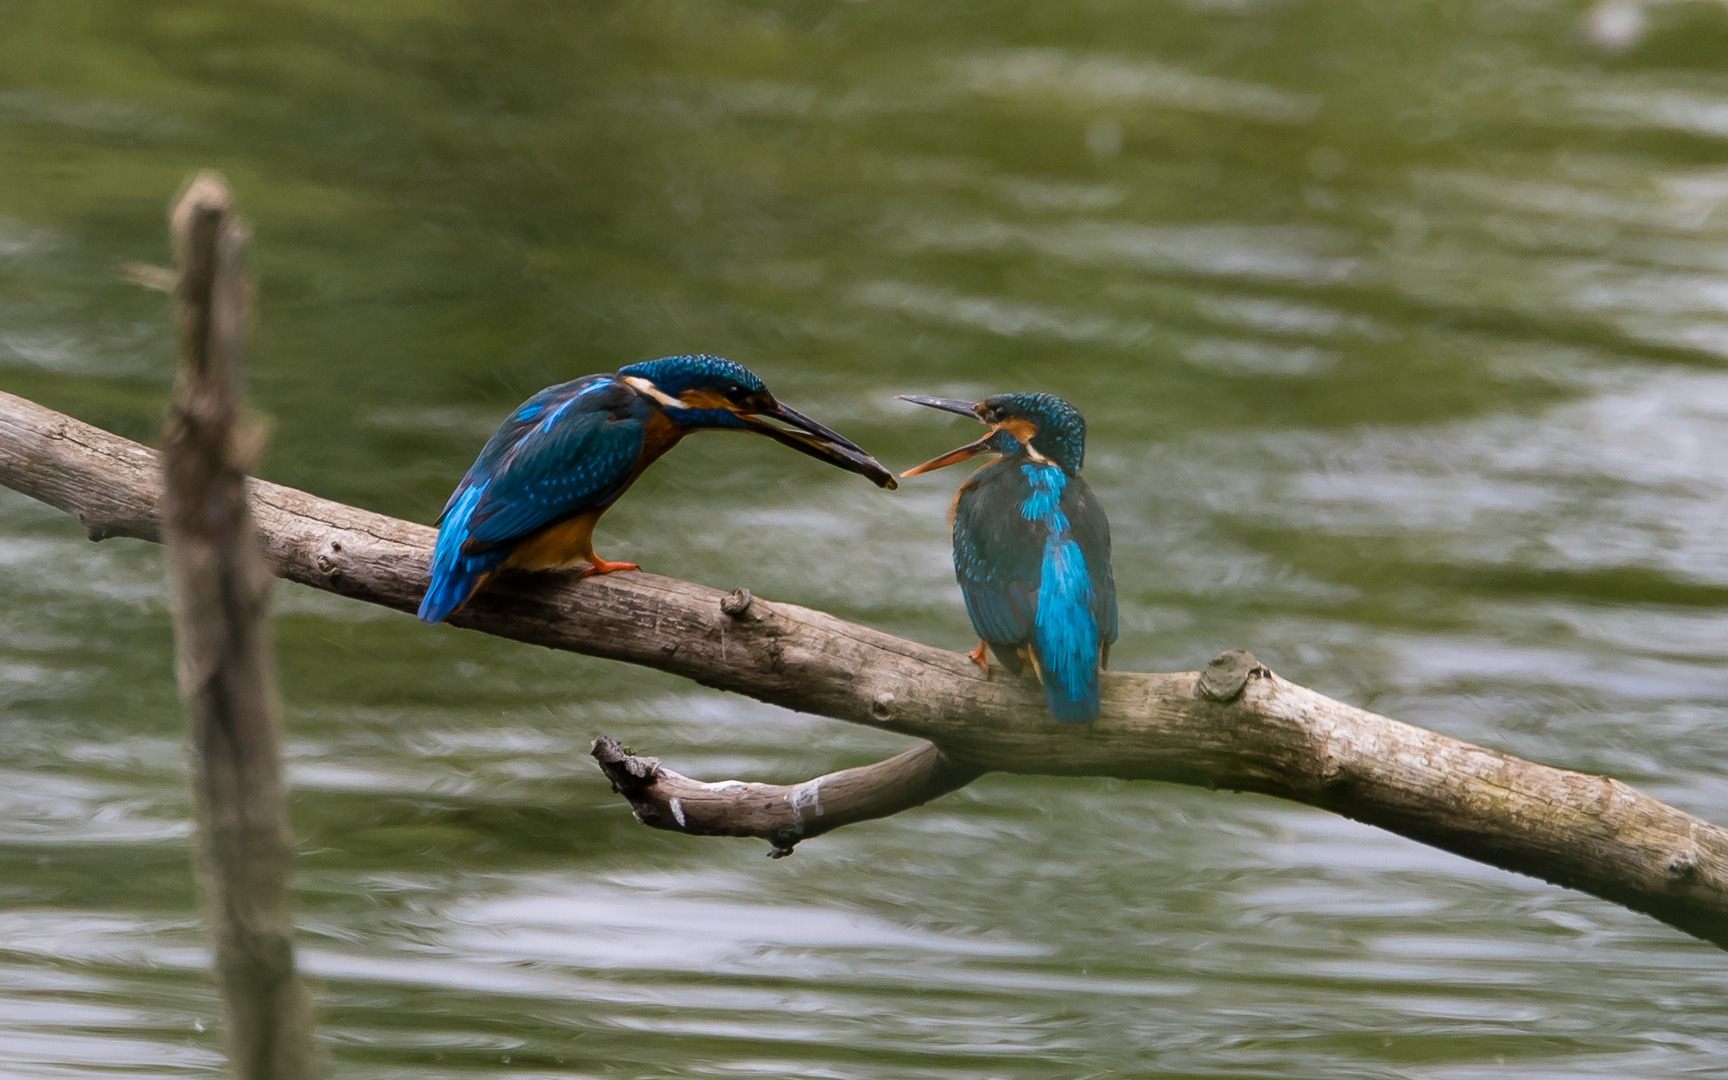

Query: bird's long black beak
[740,401,899,490]
[896,394,982,419]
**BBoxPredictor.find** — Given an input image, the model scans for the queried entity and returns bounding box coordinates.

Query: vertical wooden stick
[163,173,318,1080]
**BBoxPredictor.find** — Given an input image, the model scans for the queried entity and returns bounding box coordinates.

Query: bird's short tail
[417,560,493,624]
[418,483,502,624]
[1030,648,1101,722]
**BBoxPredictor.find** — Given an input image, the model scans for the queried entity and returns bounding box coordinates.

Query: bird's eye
[724,385,752,403]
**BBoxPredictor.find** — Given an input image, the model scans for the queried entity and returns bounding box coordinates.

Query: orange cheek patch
[1000,418,1038,445]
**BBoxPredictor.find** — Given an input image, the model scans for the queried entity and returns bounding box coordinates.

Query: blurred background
[3,0,1728,1076]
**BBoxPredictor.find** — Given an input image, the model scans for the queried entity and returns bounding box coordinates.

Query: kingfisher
[899,392,1117,722]
[417,354,896,624]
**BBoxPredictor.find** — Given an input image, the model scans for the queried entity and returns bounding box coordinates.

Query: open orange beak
[896,394,996,478]
[901,437,995,477]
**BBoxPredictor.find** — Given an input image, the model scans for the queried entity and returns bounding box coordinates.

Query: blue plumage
[901,392,1117,722]
[419,482,506,625]
[418,355,895,624]
[1022,464,1103,721]
[456,381,649,551]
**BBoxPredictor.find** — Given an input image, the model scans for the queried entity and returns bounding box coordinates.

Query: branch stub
[1198,649,1265,702]
[721,588,753,618]
[590,736,662,793]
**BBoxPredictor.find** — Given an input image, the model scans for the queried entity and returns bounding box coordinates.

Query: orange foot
[577,556,641,579]
[967,640,991,678]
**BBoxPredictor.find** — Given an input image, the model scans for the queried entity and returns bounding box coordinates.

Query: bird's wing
[1067,475,1118,646]
[452,378,648,554]
[953,465,1043,649]
[437,380,595,524]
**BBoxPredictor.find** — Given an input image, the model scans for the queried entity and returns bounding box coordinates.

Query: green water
[4,0,1728,1075]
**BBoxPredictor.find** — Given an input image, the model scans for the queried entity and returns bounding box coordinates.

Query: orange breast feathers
[637,408,685,465]
[502,510,604,571]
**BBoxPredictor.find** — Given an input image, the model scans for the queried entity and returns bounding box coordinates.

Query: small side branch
[592,737,983,857]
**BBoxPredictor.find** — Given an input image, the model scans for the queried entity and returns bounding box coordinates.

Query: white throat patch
[622,375,684,409]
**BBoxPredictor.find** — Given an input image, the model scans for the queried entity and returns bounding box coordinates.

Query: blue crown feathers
[982,392,1086,474]
[617,354,767,396]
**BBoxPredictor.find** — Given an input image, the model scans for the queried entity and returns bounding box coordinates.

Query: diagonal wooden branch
[591,736,984,857]
[0,389,1725,949]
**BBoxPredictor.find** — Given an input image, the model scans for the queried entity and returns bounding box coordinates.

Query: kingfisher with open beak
[899,392,1117,722]
[417,354,896,624]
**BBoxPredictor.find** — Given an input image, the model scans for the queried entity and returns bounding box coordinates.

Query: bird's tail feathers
[418,483,499,625]
[417,563,491,624]
[1030,643,1101,722]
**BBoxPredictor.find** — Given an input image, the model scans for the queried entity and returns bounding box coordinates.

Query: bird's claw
[578,558,641,579]
[967,641,991,678]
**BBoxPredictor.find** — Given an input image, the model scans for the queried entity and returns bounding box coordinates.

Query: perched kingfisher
[417,354,896,624]
[899,392,1117,722]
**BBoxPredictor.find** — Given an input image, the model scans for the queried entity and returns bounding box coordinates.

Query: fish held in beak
[739,401,898,490]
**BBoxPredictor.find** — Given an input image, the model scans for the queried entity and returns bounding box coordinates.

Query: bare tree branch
[162,174,317,1080]
[0,390,1725,949]
[591,736,983,857]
